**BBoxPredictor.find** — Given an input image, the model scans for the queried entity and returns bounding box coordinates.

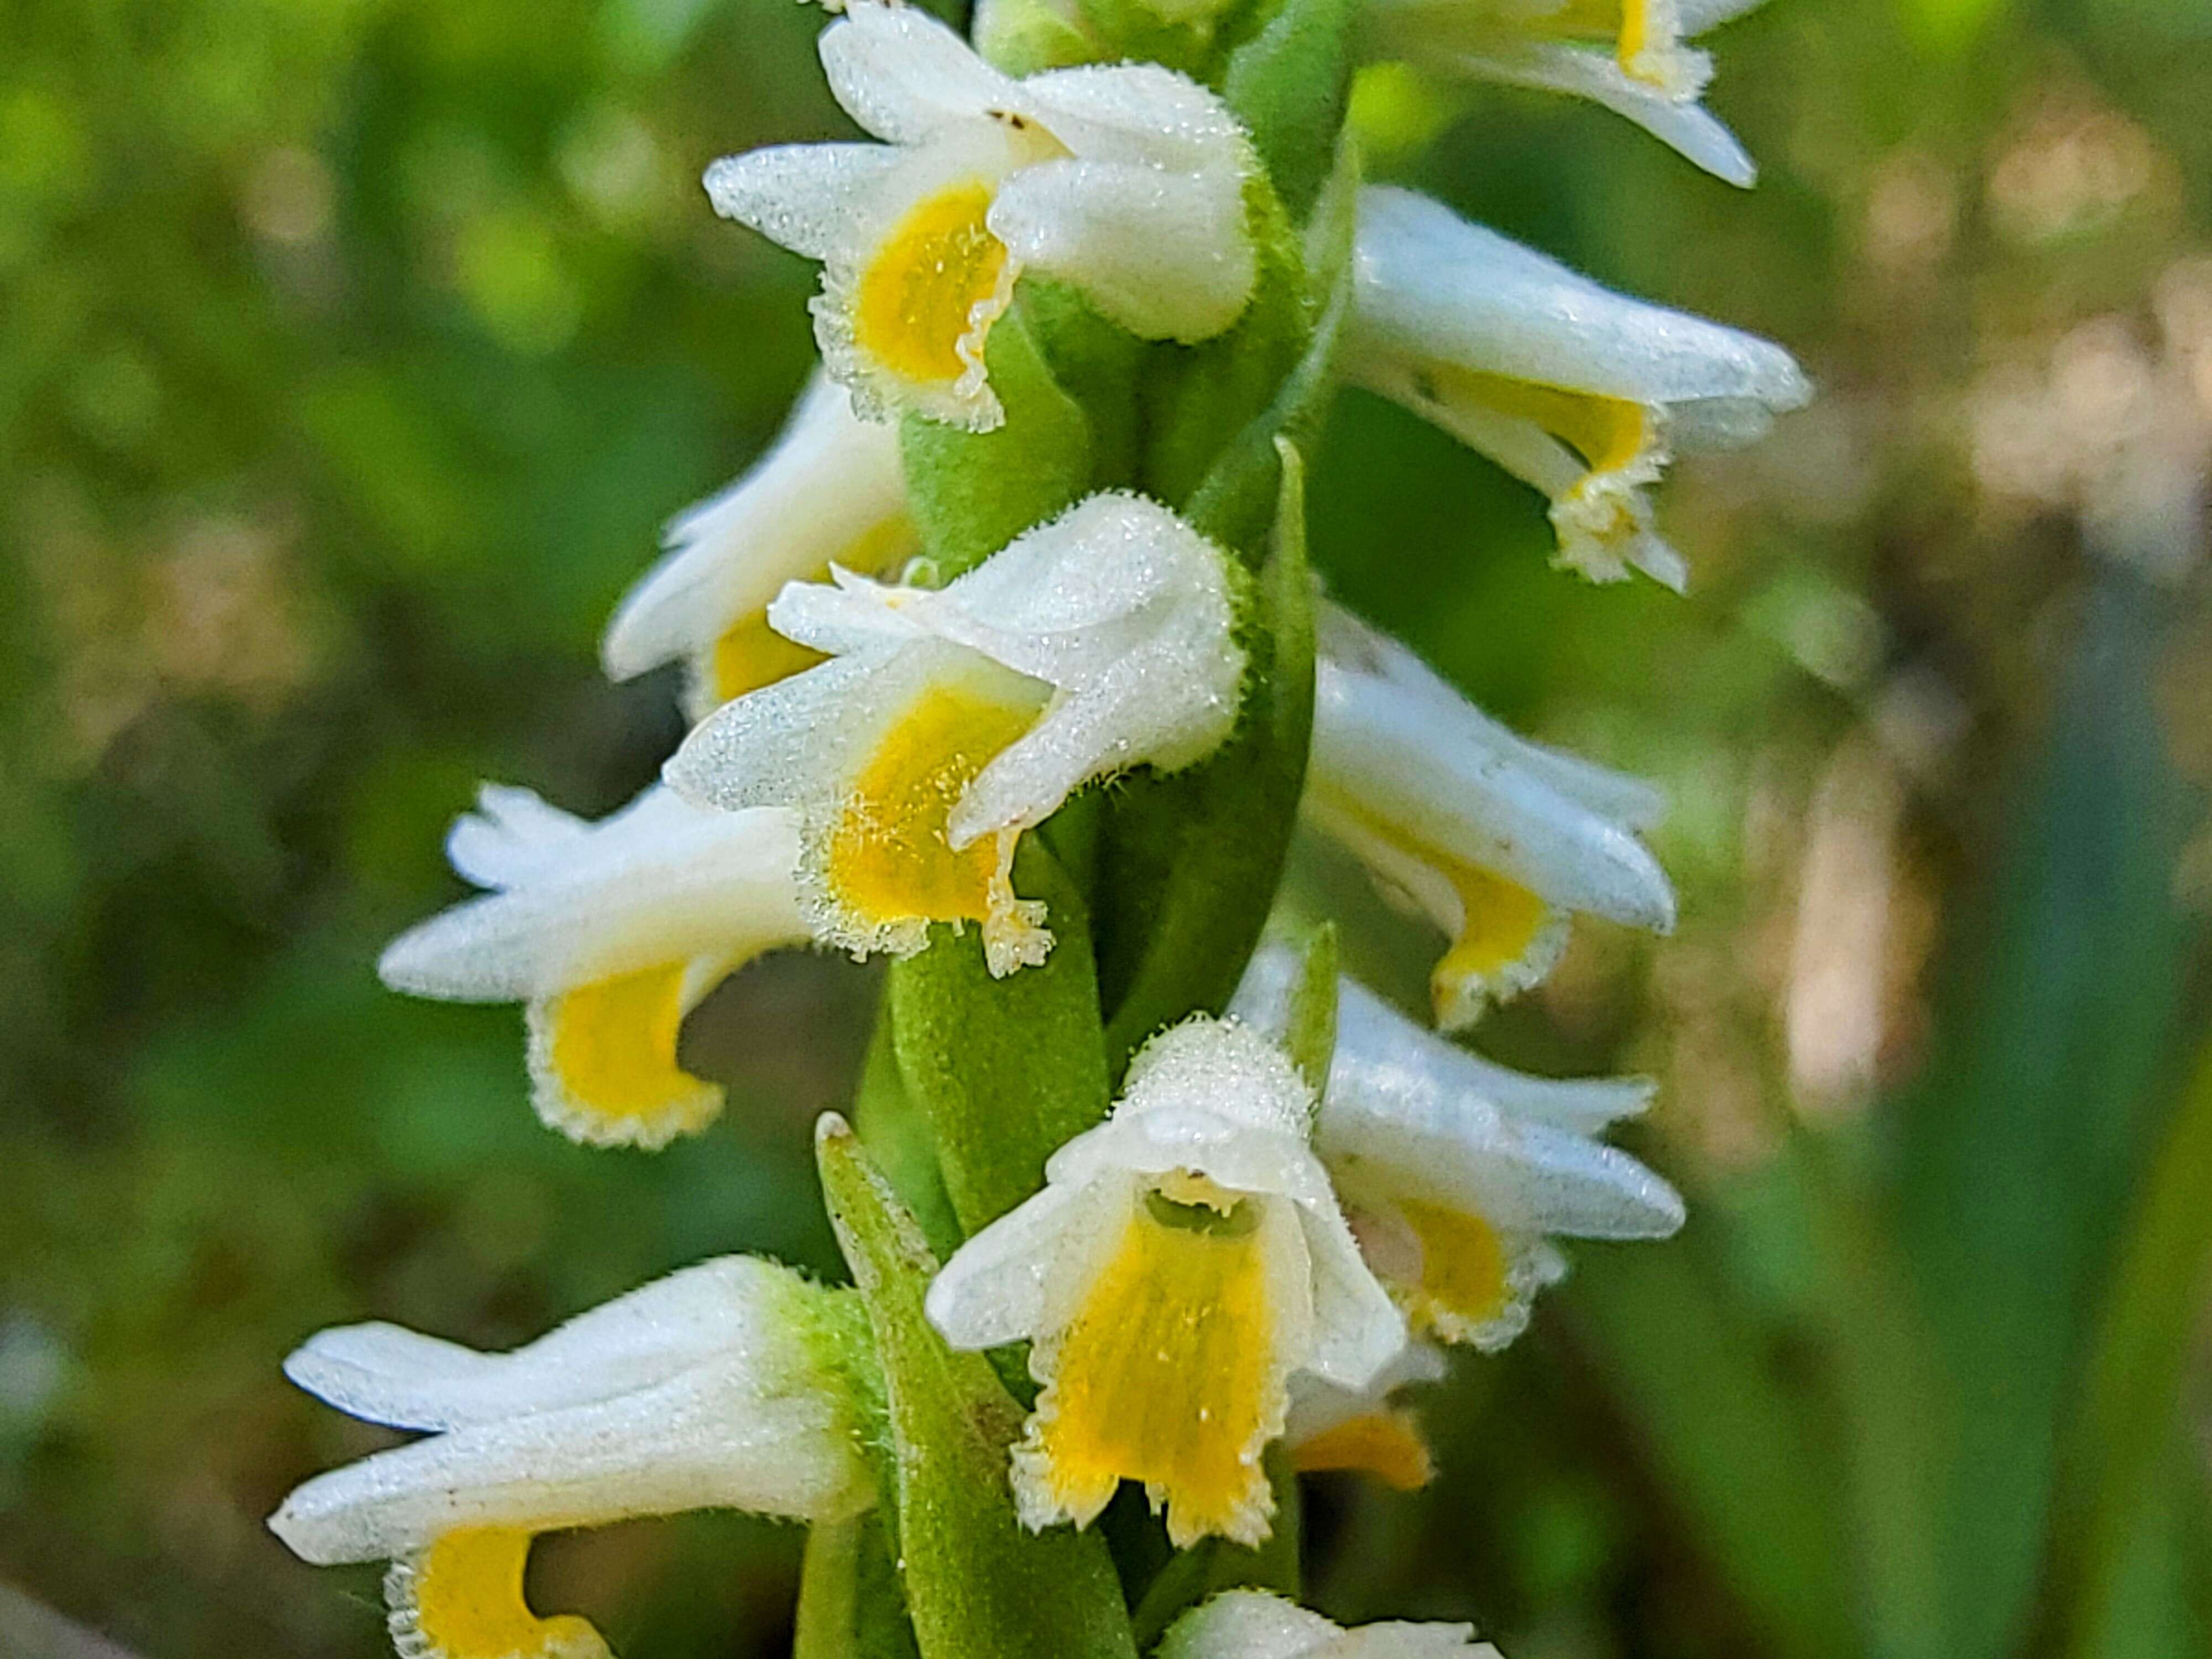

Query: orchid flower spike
[1363,0,1771,185]
[1235,945,1684,1349]
[377,783,808,1149]
[1285,1339,1447,1492]
[1161,1590,1503,1658]
[665,491,1245,977]
[1305,604,1675,1029]
[926,1016,1405,1548]
[1348,187,1811,588]
[269,1258,873,1659]
[603,372,920,718]
[706,0,1255,431]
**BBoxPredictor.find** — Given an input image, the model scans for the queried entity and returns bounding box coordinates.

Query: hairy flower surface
[1161,1589,1502,1658]
[602,372,919,717]
[1237,947,1682,1349]
[666,492,1244,975]
[926,1016,1404,1547]
[1305,605,1674,1028]
[378,784,807,1147]
[1365,0,1769,184]
[706,0,1254,430]
[1348,186,1809,587]
[270,1259,872,1659]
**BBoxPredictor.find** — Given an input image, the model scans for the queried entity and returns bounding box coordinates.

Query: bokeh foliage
[2,0,2210,1655]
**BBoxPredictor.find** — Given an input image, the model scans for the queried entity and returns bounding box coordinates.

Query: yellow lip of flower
[925,1018,1407,1550]
[387,1527,609,1659]
[377,785,810,1147]
[820,658,1055,972]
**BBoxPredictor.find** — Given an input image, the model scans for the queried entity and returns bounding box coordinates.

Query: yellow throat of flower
[1394,1197,1514,1339]
[530,961,726,1148]
[854,181,1013,392]
[1020,1184,1282,1548]
[825,674,1044,938]
[390,1527,609,1659]
[1433,363,1652,487]
[703,519,923,708]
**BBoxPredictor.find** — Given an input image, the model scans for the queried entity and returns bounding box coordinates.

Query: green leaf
[888,839,1113,1237]
[2051,1041,2212,1657]
[1220,0,1363,219]
[900,300,1093,581]
[1895,566,2204,1659]
[1127,1448,1303,1648]
[795,1514,925,1659]
[1099,442,1316,1073]
[816,1117,1139,1659]
[1567,1236,1860,1659]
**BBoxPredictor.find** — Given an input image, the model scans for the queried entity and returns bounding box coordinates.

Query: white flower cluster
[268,0,1803,1652]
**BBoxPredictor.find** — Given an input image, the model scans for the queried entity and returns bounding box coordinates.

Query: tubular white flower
[1161,1590,1501,1659]
[1305,604,1675,1029]
[1284,1339,1447,1492]
[704,1,1255,430]
[377,783,808,1149]
[926,1017,1405,1548]
[602,372,920,718]
[665,491,1245,978]
[269,1258,873,1659]
[1347,187,1810,587]
[1364,0,1769,185]
[1237,946,1683,1350]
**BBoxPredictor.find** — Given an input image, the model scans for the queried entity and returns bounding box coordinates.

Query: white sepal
[1159,1590,1499,1659]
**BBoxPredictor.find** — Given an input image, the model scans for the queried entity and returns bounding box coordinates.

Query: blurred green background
[3,0,2210,1653]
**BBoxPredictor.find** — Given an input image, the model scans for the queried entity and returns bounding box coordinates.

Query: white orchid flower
[1284,1339,1447,1492]
[1161,1589,1502,1658]
[1236,945,1683,1349]
[1364,0,1770,185]
[1348,186,1810,587]
[706,0,1255,431]
[269,1258,873,1659]
[926,1016,1405,1548]
[603,372,920,718]
[1304,604,1674,1029]
[665,491,1245,977]
[378,783,808,1149]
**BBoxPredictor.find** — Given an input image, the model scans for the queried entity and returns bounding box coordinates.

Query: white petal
[1350,187,1807,406]
[703,142,906,262]
[1021,60,1251,174]
[818,2,1018,145]
[990,159,1254,342]
[1284,1340,1447,1446]
[662,651,909,817]
[1295,1198,1410,1390]
[378,787,806,1000]
[1449,42,1757,185]
[269,1356,868,1564]
[283,1258,803,1432]
[1334,971,1653,1132]
[1678,0,1770,34]
[602,373,909,684]
[1159,1590,1495,1659]
[445,784,590,891]
[925,1180,1092,1349]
